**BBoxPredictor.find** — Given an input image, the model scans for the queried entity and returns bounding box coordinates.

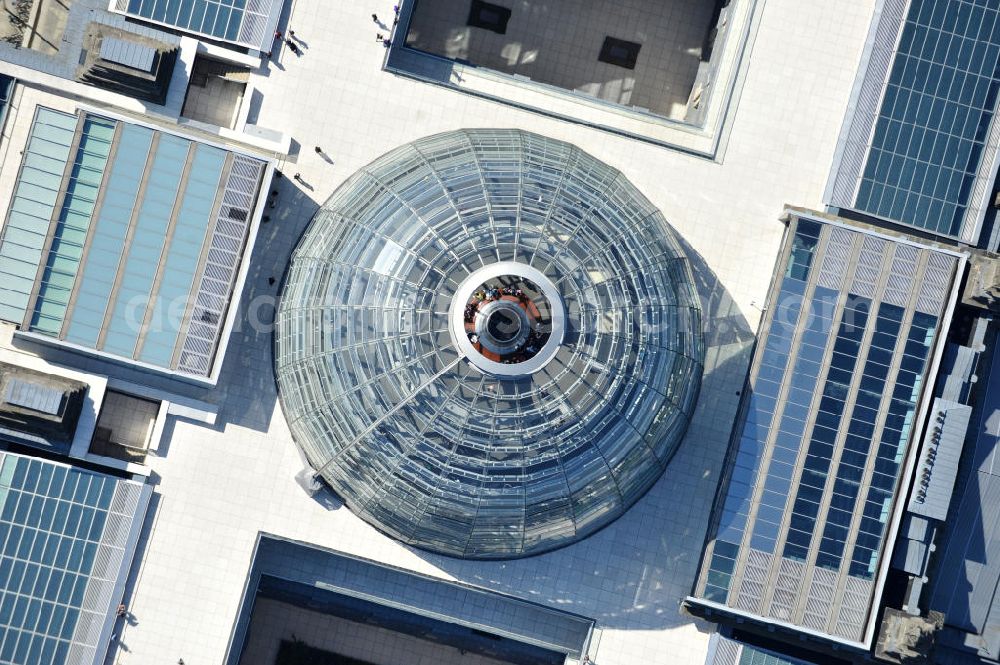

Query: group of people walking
[463,285,527,324]
[269,29,305,57]
[270,6,401,58]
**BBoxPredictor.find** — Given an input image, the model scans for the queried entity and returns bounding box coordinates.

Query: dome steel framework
[275,129,705,559]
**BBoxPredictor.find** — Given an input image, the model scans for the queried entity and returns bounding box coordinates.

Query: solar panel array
[0,453,148,665]
[3,379,64,415]
[830,0,1000,247]
[695,215,958,641]
[99,37,156,72]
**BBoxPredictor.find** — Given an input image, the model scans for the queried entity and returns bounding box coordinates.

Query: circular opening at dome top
[452,262,565,377]
[487,309,520,341]
[474,299,532,356]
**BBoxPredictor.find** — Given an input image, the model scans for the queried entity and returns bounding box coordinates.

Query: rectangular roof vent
[908,399,972,521]
[100,37,156,72]
[4,378,64,415]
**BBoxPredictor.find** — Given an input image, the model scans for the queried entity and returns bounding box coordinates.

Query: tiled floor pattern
[405,0,715,118]
[94,390,158,449]
[239,598,519,665]
[182,75,245,128]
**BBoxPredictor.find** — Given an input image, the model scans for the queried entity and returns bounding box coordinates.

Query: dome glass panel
[275,129,705,559]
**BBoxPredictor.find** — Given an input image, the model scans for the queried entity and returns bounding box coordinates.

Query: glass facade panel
[0,109,269,379]
[29,117,116,336]
[63,123,153,349]
[101,134,189,357]
[0,109,77,324]
[138,144,226,366]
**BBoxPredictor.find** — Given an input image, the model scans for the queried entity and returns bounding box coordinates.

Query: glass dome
[275,129,705,559]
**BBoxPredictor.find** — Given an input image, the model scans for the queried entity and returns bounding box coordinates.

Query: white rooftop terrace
[0,0,879,662]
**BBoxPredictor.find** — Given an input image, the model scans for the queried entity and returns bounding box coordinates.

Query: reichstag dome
[274,129,705,559]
